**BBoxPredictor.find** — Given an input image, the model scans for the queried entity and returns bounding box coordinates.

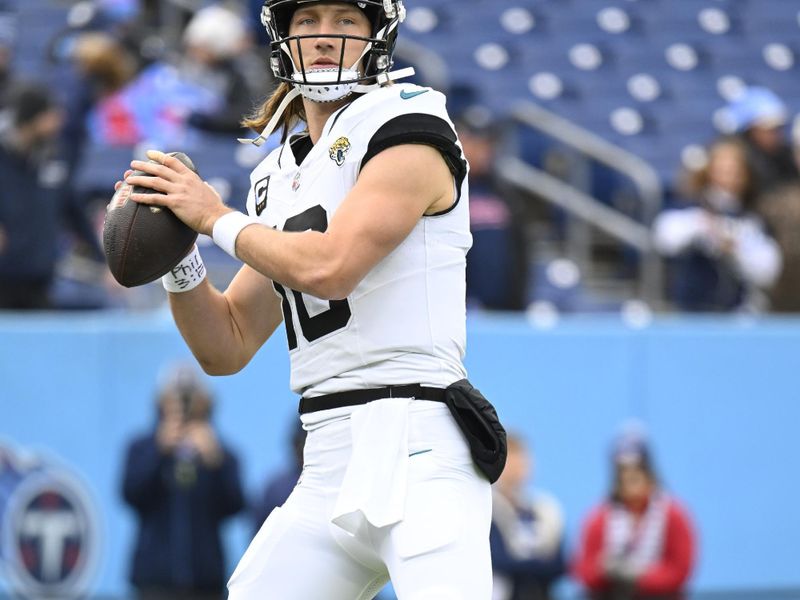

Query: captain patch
[254,175,270,216]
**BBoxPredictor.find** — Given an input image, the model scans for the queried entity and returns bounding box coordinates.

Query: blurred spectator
[757,181,800,312]
[728,87,799,194]
[70,30,139,108]
[0,81,103,309]
[46,0,152,81]
[121,363,245,600]
[247,0,272,46]
[251,420,306,536]
[573,424,696,600]
[491,432,566,600]
[753,116,800,312]
[0,5,13,102]
[457,105,529,311]
[653,137,782,312]
[180,4,267,135]
[83,4,267,146]
[61,31,139,174]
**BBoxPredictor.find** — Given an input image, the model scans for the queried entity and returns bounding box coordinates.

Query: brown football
[103,152,199,287]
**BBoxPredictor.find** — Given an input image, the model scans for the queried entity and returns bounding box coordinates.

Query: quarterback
[122,0,498,597]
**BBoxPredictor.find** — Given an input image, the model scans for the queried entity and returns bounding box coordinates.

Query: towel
[331,398,411,536]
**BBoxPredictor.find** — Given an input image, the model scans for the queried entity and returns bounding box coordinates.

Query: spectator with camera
[121,362,245,600]
[653,136,782,312]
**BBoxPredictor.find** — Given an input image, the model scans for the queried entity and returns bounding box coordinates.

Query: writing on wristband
[162,245,206,293]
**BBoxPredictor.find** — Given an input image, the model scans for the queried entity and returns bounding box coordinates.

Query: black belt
[299,384,446,414]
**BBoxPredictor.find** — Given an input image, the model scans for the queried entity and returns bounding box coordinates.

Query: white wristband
[212,211,258,259]
[161,245,206,293]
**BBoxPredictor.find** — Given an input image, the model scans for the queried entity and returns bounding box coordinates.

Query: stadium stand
[400,0,800,310]
[8,0,799,312]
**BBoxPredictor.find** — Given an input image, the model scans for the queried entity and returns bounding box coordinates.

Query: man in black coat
[0,81,103,309]
[121,364,245,600]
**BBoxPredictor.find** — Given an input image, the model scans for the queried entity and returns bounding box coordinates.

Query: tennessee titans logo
[328,137,351,167]
[254,175,270,216]
[0,444,100,599]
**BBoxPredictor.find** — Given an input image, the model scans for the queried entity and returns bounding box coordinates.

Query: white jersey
[245,83,472,396]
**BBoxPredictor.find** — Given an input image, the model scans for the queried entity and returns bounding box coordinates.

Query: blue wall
[1,311,799,597]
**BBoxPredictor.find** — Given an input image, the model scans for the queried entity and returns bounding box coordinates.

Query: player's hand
[127,149,233,236]
[113,170,133,192]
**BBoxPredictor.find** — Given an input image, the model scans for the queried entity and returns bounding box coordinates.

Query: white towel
[331,398,411,536]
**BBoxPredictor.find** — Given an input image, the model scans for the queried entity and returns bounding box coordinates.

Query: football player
[121,1,493,597]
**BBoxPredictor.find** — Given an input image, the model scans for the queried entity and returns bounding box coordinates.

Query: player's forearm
[235,224,356,300]
[167,280,251,375]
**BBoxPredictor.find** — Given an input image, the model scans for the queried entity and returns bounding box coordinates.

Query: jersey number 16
[273,205,352,350]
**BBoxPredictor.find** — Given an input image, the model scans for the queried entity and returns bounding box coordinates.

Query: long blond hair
[242,82,307,142]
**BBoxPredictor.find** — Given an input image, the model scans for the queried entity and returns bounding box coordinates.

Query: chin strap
[237,67,416,147]
[353,67,415,93]
[237,87,302,147]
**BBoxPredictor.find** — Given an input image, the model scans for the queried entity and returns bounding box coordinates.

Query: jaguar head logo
[328,137,351,167]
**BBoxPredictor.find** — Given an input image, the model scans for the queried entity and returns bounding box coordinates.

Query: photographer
[121,363,245,600]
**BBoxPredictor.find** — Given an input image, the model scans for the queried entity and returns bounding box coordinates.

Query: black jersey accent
[278,142,286,169]
[360,113,467,211]
[290,134,314,166]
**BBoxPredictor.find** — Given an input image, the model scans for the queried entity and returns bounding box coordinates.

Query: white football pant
[227,400,492,599]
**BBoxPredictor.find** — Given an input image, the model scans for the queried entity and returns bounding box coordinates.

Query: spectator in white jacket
[654,137,782,312]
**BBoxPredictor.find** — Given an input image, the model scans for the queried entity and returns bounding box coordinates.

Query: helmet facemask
[261,0,406,102]
[239,0,412,146]
[285,32,375,102]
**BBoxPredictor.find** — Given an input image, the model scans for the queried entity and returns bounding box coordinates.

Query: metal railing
[502,101,665,307]
[395,37,450,93]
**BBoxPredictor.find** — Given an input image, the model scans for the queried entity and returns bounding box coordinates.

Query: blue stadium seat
[447,3,542,41]
[568,73,628,102]
[12,0,70,77]
[707,40,784,73]
[74,144,134,197]
[509,125,555,170]
[740,0,800,22]
[14,0,799,219]
[535,7,599,36]
[751,75,800,113]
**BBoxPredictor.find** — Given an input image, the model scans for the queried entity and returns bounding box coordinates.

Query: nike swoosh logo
[400,89,430,100]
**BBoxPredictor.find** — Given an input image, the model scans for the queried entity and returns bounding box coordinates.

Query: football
[103,152,199,288]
